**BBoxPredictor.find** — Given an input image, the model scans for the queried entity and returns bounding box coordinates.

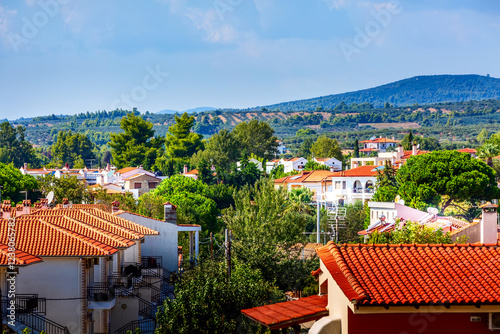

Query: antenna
[46,191,55,206]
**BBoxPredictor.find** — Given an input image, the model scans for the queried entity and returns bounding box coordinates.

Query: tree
[166,112,203,161]
[0,163,39,203]
[190,129,240,174]
[402,130,414,151]
[297,138,314,159]
[233,120,278,160]
[156,260,281,334]
[109,113,164,169]
[51,131,95,167]
[304,160,330,171]
[372,160,398,202]
[0,122,38,167]
[477,128,489,144]
[296,128,316,137]
[367,221,453,244]
[477,143,500,167]
[353,139,360,158]
[37,174,91,204]
[310,136,342,160]
[396,150,498,212]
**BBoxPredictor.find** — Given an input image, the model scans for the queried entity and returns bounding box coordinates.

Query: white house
[313,157,342,171]
[274,170,334,201]
[281,157,308,173]
[266,159,281,174]
[321,165,377,205]
[359,136,399,153]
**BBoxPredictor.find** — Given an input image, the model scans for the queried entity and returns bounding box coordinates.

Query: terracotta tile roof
[33,209,146,240]
[184,169,199,175]
[302,170,334,182]
[317,242,500,307]
[117,167,137,174]
[81,208,159,236]
[359,148,377,152]
[241,295,328,329]
[123,173,161,181]
[329,165,377,177]
[457,148,477,154]
[402,150,429,160]
[360,137,399,144]
[0,242,42,266]
[25,215,135,249]
[0,218,118,257]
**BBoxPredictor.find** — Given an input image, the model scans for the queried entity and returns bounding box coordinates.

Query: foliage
[91,188,138,213]
[109,113,164,169]
[297,138,314,158]
[396,150,498,212]
[477,128,489,144]
[221,158,261,188]
[304,160,330,171]
[337,201,367,243]
[310,136,342,160]
[233,120,278,160]
[353,138,359,158]
[296,128,316,137]
[0,163,39,203]
[37,174,90,204]
[156,260,281,334]
[0,122,38,167]
[51,130,95,167]
[190,129,240,174]
[372,160,398,202]
[366,221,453,244]
[166,112,203,162]
[477,143,500,167]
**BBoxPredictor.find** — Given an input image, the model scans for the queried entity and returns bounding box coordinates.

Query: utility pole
[317,201,321,244]
[225,229,231,279]
[210,232,213,259]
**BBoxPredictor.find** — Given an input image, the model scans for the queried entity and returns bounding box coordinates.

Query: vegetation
[0,163,39,203]
[366,221,453,244]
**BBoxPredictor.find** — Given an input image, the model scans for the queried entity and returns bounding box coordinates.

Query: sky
[1,0,499,118]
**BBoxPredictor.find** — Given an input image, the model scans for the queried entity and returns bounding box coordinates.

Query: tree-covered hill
[248,74,500,111]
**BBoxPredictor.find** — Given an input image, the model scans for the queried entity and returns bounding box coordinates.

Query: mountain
[250,74,500,111]
[157,107,216,114]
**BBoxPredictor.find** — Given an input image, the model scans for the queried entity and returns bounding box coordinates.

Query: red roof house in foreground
[242,202,500,334]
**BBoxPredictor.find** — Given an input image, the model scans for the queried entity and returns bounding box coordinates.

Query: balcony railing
[87,282,115,302]
[141,256,162,269]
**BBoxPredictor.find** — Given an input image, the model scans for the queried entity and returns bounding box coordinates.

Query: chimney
[111,201,120,214]
[106,163,110,171]
[480,202,498,244]
[1,202,11,220]
[22,199,31,215]
[40,198,48,210]
[62,198,69,209]
[164,202,177,224]
[183,165,188,174]
[24,162,28,171]
[412,143,417,156]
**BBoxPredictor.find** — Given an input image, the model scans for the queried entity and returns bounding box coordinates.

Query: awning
[241,294,328,330]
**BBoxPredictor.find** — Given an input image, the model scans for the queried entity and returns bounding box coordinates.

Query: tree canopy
[233,120,278,160]
[397,150,498,212]
[310,136,342,160]
[109,113,164,169]
[0,122,38,167]
[0,163,39,203]
[51,131,95,168]
[166,112,203,161]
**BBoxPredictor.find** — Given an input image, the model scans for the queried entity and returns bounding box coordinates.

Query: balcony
[141,256,162,269]
[87,282,116,309]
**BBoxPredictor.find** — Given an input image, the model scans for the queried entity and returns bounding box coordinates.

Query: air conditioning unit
[489,313,500,330]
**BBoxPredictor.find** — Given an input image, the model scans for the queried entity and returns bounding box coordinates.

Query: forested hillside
[250,75,500,111]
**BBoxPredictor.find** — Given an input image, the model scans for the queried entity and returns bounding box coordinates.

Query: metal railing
[141,256,162,269]
[87,282,115,302]
[114,319,156,334]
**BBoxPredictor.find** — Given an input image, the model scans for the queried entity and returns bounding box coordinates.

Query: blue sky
[1,0,499,118]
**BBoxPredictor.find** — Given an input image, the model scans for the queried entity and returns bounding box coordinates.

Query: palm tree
[478,143,500,167]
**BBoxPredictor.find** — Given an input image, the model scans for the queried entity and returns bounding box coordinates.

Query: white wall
[118,212,178,272]
[16,257,83,334]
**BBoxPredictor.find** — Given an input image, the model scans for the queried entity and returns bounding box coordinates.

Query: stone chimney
[111,201,120,214]
[62,198,69,209]
[2,201,12,220]
[164,202,177,224]
[40,198,48,210]
[412,143,418,156]
[480,202,498,244]
[183,165,188,174]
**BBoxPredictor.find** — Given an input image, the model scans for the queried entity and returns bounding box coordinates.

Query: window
[134,182,141,189]
[335,181,341,189]
[342,181,346,189]
[148,182,158,189]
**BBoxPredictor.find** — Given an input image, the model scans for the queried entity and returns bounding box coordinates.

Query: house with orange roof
[123,172,162,198]
[242,204,500,334]
[0,202,180,334]
[457,147,478,158]
[351,143,428,169]
[321,165,378,205]
[281,157,308,173]
[359,136,399,153]
[274,170,334,200]
[266,159,281,174]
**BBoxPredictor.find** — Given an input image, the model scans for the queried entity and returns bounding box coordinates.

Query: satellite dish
[399,199,405,206]
[46,191,54,206]
[394,195,401,203]
[427,207,439,215]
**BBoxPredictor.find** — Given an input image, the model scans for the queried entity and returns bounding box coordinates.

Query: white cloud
[0,5,17,44]
[322,0,348,10]
[185,7,239,43]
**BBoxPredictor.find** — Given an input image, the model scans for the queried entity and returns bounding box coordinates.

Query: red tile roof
[241,295,328,329]
[402,150,429,160]
[0,218,118,257]
[457,148,477,154]
[360,137,399,144]
[81,208,159,236]
[329,165,377,177]
[0,242,42,266]
[317,242,500,307]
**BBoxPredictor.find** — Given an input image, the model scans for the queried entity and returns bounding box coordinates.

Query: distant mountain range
[157,107,217,114]
[248,74,500,111]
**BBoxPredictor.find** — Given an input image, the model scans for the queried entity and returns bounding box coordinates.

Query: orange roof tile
[329,165,377,177]
[360,137,399,144]
[81,208,159,236]
[0,242,42,266]
[0,218,118,257]
[241,295,328,329]
[457,148,477,154]
[317,242,500,307]
[117,167,137,174]
[185,169,199,175]
[402,150,429,160]
[303,170,334,182]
